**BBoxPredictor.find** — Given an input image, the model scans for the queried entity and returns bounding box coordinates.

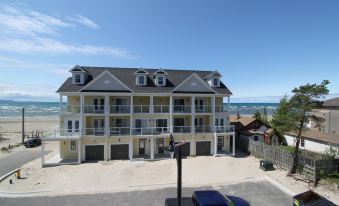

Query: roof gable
[69,65,86,72]
[171,73,215,93]
[80,70,132,92]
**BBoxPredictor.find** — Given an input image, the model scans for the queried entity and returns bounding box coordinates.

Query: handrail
[83,105,105,114]
[173,105,191,113]
[61,105,81,113]
[133,105,150,113]
[173,126,191,133]
[83,128,105,136]
[215,105,228,113]
[195,105,212,113]
[195,125,213,133]
[214,125,235,133]
[132,127,169,135]
[153,105,170,113]
[109,105,131,114]
[110,127,130,136]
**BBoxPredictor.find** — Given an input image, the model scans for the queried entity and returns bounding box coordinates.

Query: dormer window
[154,69,168,86]
[74,74,81,84]
[135,68,149,86]
[137,75,146,85]
[206,70,221,87]
[70,65,87,85]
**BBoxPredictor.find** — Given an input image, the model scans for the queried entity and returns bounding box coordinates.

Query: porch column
[80,95,84,136]
[212,96,216,132]
[227,96,230,111]
[105,95,109,136]
[191,96,195,134]
[232,132,235,156]
[129,137,133,160]
[214,133,218,156]
[59,94,63,115]
[78,139,81,163]
[150,138,155,160]
[169,95,173,133]
[191,138,195,156]
[41,140,45,166]
[130,95,133,113]
[150,95,154,113]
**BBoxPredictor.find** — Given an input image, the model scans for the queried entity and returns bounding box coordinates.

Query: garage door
[196,141,211,156]
[111,144,129,160]
[176,142,190,157]
[85,145,104,161]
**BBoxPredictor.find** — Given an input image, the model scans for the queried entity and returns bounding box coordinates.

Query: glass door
[139,139,146,155]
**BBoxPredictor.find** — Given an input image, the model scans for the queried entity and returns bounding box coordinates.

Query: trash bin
[259,160,273,171]
[293,190,336,206]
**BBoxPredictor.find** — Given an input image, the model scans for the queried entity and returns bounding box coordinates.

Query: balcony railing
[173,105,191,113]
[110,127,130,136]
[133,105,150,113]
[195,125,212,133]
[44,128,81,139]
[153,105,169,113]
[110,105,130,114]
[132,127,170,135]
[83,105,105,114]
[195,105,212,113]
[173,126,192,133]
[84,128,105,136]
[61,105,81,114]
[214,125,235,133]
[215,105,228,113]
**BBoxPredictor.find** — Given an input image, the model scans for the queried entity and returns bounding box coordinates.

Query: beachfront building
[41,66,235,165]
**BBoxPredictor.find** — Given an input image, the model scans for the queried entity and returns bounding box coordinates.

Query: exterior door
[66,120,79,135]
[111,144,129,160]
[85,145,104,161]
[93,98,104,113]
[156,119,167,133]
[217,137,224,151]
[156,139,164,154]
[93,118,105,135]
[139,139,146,155]
[196,141,211,156]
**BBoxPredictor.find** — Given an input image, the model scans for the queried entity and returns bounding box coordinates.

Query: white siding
[175,75,212,92]
[284,135,339,154]
[85,74,128,91]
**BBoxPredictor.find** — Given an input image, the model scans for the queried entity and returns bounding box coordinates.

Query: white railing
[132,127,170,135]
[43,128,81,139]
[153,105,170,113]
[84,128,105,136]
[215,105,228,113]
[133,105,150,113]
[173,105,191,113]
[195,125,213,133]
[195,105,212,113]
[83,105,105,114]
[61,105,81,114]
[110,105,130,114]
[110,127,130,136]
[173,126,192,133]
[214,125,235,133]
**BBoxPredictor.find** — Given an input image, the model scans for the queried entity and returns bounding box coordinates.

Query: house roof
[286,130,339,145]
[229,115,256,127]
[56,66,232,95]
[322,97,339,107]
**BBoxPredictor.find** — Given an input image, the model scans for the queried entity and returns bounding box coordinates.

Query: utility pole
[21,108,25,144]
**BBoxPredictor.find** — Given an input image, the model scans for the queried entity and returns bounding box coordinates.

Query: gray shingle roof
[56,66,232,95]
[323,97,339,107]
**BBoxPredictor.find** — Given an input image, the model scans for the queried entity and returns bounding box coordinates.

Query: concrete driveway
[0,179,293,206]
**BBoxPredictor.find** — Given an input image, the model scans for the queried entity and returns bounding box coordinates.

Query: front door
[156,138,164,154]
[217,137,224,151]
[66,120,80,135]
[139,139,146,155]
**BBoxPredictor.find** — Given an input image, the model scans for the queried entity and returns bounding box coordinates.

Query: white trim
[80,70,132,92]
[136,74,147,86]
[69,65,87,73]
[134,68,149,75]
[171,73,216,94]
[153,68,168,76]
[59,92,230,97]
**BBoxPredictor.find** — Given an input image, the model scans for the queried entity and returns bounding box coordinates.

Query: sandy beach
[0,116,59,149]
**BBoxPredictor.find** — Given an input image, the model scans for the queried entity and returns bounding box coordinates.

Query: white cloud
[0,83,58,101]
[68,15,99,29]
[0,4,136,59]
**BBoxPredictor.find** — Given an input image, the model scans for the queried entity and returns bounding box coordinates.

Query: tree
[253,108,269,125]
[272,81,330,175]
[253,109,262,120]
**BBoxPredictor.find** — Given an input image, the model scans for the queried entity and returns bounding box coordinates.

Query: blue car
[192,190,250,206]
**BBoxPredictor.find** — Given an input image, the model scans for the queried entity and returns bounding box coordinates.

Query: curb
[0,168,20,183]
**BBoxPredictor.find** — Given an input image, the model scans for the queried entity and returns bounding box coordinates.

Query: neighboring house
[284,97,339,155]
[309,97,339,134]
[230,115,272,152]
[41,66,235,166]
[284,131,339,155]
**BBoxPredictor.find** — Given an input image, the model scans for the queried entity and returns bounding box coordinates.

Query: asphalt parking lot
[0,179,293,206]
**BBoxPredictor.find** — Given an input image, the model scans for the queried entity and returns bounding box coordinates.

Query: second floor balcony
[133,105,150,113]
[214,125,235,133]
[132,127,170,136]
[110,105,131,114]
[83,105,106,114]
[110,127,130,136]
[84,128,105,136]
[173,105,191,113]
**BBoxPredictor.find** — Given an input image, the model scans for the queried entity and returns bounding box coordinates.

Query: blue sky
[0,0,338,102]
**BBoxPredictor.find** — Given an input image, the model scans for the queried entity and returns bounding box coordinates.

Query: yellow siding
[59,140,78,159]
[133,96,150,105]
[154,96,169,105]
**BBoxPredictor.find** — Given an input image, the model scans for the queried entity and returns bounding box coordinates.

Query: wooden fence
[249,140,338,184]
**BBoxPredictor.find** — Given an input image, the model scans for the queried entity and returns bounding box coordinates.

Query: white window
[215,119,219,126]
[220,118,224,126]
[137,75,146,85]
[74,74,81,84]
[156,76,166,86]
[70,140,77,151]
[213,78,219,87]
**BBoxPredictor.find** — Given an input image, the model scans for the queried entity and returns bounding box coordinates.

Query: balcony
[195,105,212,113]
[61,105,80,114]
[110,105,130,114]
[215,105,227,113]
[173,105,191,113]
[83,105,105,114]
[153,105,169,113]
[214,125,235,133]
[173,126,191,133]
[83,128,105,136]
[110,127,130,136]
[195,125,212,133]
[133,105,150,113]
[44,128,81,139]
[132,127,170,135]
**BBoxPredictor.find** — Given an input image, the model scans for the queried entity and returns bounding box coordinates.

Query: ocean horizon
[0,100,278,117]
